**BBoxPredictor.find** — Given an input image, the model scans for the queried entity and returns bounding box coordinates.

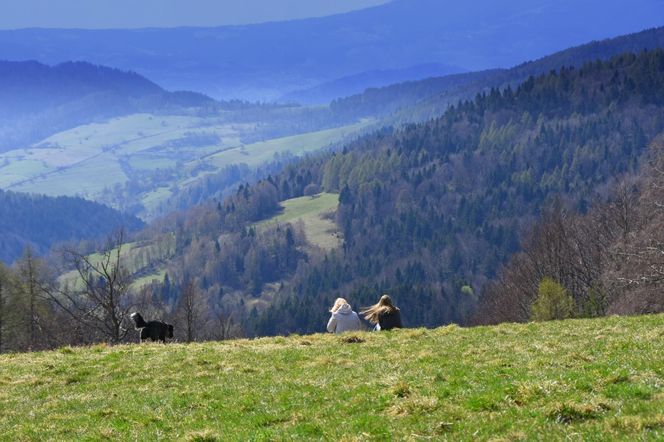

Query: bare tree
[14,247,52,350]
[475,198,621,324]
[607,140,664,313]
[176,279,204,342]
[0,263,9,353]
[44,230,134,344]
[213,309,240,341]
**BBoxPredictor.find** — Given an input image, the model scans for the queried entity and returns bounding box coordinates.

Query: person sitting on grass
[327,297,362,333]
[361,294,403,331]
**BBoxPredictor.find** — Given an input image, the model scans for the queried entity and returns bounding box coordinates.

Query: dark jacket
[378,308,402,330]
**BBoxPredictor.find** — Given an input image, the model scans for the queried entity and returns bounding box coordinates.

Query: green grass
[131,268,167,290]
[0,114,230,198]
[12,153,129,197]
[203,121,370,170]
[1,315,662,440]
[0,158,49,187]
[140,187,173,216]
[258,193,341,250]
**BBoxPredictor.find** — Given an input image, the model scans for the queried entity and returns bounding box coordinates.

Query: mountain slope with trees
[2,50,664,349]
[330,26,664,122]
[476,134,664,324]
[135,50,664,337]
[0,189,143,264]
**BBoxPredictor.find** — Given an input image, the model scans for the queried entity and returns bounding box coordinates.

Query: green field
[0,113,370,220]
[0,315,662,440]
[0,114,247,199]
[258,193,341,250]
[202,122,369,170]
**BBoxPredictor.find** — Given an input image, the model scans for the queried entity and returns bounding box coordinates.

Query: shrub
[303,183,320,196]
[531,278,576,321]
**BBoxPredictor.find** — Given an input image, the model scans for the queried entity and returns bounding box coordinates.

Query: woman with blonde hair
[361,294,402,331]
[326,297,362,333]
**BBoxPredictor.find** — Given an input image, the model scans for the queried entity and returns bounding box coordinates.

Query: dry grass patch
[548,401,612,424]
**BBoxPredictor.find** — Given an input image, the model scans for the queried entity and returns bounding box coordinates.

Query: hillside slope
[147,50,664,337]
[331,26,664,121]
[0,189,143,264]
[0,315,662,440]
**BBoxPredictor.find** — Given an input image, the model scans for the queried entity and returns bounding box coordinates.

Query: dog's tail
[131,312,148,329]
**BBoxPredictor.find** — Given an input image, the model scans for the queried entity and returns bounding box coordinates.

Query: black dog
[131,312,174,343]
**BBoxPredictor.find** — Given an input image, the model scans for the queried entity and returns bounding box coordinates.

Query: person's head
[330,297,350,313]
[378,294,395,308]
[361,294,397,324]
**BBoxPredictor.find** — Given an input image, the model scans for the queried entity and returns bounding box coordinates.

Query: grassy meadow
[0,315,662,440]
[202,122,370,170]
[0,113,369,219]
[257,193,341,250]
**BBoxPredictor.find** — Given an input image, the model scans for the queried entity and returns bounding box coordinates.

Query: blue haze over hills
[0,0,662,101]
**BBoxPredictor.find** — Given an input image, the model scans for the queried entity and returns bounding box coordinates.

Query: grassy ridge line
[0,315,662,440]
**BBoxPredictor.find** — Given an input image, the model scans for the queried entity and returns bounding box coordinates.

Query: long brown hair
[361,294,397,324]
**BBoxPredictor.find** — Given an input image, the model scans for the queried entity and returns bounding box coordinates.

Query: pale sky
[0,0,391,29]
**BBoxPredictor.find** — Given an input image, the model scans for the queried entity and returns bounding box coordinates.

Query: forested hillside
[137,50,664,337]
[476,134,664,324]
[3,50,663,349]
[0,189,143,263]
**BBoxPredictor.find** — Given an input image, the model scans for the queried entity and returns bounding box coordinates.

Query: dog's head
[167,324,174,339]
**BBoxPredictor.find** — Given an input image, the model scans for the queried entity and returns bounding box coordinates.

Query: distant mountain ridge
[0,60,161,115]
[0,0,662,100]
[330,26,664,123]
[280,63,467,105]
[0,60,216,150]
[0,60,214,116]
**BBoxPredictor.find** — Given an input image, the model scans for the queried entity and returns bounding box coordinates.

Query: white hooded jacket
[326,303,362,333]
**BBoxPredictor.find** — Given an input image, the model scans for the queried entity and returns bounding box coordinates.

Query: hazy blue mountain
[0,60,215,150]
[280,63,466,104]
[0,189,143,264]
[330,26,664,122]
[0,0,662,100]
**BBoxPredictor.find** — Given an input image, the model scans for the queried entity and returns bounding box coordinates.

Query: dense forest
[0,189,143,263]
[475,135,664,324]
[138,50,664,337]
